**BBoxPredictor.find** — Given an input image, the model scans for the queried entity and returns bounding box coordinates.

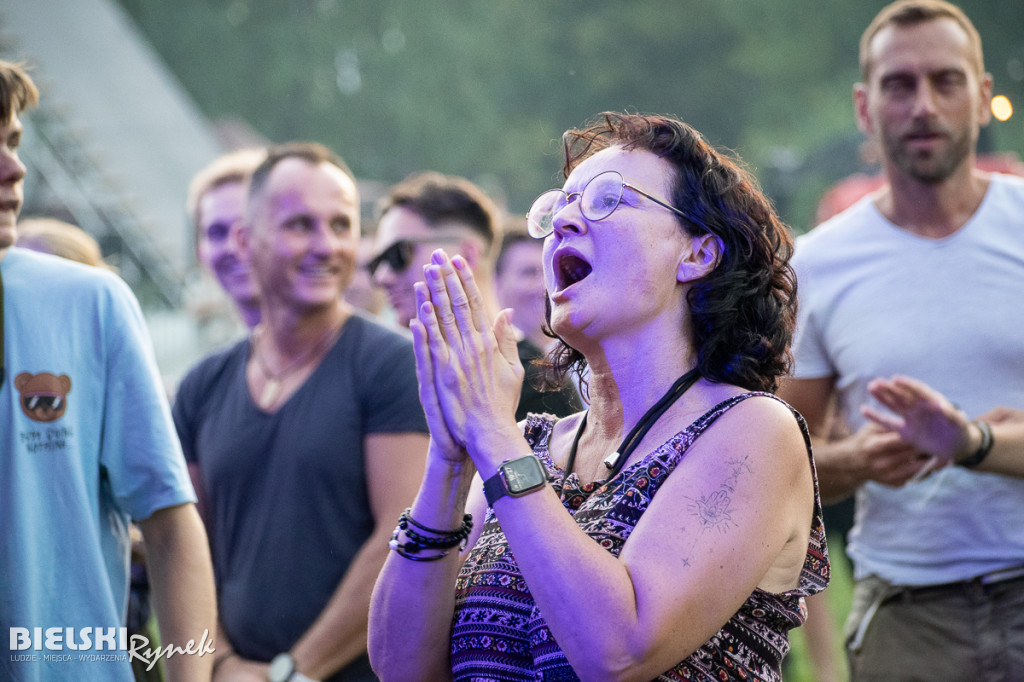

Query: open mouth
[554,250,593,292]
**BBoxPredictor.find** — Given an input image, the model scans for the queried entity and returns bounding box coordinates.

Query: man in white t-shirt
[779,2,1024,679]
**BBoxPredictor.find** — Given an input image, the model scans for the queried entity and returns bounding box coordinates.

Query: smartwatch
[483,455,548,506]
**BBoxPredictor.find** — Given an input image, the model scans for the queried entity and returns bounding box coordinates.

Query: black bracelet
[388,527,450,561]
[387,509,474,561]
[398,509,473,549]
[959,420,994,469]
[404,509,474,537]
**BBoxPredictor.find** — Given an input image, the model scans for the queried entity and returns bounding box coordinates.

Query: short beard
[885,127,974,185]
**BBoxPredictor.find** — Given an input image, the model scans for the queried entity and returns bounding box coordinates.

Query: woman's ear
[676,233,723,283]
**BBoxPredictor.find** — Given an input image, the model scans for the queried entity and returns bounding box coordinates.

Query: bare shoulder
[686,392,809,482]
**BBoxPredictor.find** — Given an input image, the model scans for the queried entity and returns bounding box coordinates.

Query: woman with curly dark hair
[369,112,829,681]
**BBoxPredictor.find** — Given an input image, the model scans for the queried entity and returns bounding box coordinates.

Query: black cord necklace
[561,367,701,492]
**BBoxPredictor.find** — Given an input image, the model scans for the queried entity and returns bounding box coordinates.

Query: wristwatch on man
[268,653,317,682]
[483,454,548,506]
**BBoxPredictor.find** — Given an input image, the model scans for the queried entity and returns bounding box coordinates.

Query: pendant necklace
[561,367,701,493]
[252,321,343,406]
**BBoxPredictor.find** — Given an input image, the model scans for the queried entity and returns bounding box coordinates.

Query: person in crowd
[173,141,428,682]
[494,225,548,351]
[1,60,216,682]
[16,216,112,269]
[185,147,267,329]
[369,171,501,330]
[778,1,1024,678]
[370,171,581,420]
[368,111,828,680]
[16,215,163,682]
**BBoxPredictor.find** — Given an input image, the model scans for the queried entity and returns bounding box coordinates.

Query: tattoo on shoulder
[679,455,753,566]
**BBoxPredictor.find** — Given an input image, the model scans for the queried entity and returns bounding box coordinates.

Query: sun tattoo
[680,454,753,564]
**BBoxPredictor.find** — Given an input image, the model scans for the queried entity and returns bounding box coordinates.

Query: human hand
[418,250,524,463]
[843,420,934,487]
[862,375,972,466]
[411,280,468,465]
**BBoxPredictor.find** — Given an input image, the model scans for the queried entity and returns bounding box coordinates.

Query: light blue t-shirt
[1,247,196,681]
[791,173,1024,586]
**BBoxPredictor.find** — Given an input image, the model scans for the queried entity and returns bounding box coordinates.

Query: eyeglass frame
[526,169,688,239]
[365,235,464,276]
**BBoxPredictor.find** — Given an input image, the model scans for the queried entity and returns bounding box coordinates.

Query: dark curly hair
[542,112,797,393]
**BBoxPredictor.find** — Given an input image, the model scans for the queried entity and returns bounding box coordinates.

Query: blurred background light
[992,95,1013,121]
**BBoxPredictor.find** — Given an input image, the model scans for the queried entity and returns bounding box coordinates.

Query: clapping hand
[861,375,971,471]
[410,250,524,467]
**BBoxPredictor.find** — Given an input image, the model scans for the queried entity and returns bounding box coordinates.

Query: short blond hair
[17,218,113,270]
[185,148,267,234]
[860,0,984,80]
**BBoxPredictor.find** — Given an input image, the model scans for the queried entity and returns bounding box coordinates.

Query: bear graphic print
[15,371,72,423]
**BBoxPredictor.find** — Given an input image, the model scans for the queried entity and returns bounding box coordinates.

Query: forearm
[806,435,862,503]
[368,456,477,682]
[139,504,217,682]
[490,487,651,680]
[463,431,657,681]
[959,412,1024,478]
[290,528,393,679]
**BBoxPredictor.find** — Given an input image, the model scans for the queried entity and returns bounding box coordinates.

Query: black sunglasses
[366,236,463,277]
[366,240,417,276]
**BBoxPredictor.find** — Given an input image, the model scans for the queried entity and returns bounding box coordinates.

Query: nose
[308,221,340,255]
[550,198,588,238]
[0,146,26,186]
[911,81,939,118]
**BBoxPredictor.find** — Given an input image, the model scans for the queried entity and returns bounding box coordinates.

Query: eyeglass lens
[527,171,625,238]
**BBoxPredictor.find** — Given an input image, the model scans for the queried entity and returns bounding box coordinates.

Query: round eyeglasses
[526,170,687,238]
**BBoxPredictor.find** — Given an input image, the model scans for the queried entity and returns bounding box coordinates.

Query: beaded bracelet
[405,509,474,538]
[388,529,450,562]
[959,420,994,469]
[399,509,473,549]
[388,509,474,562]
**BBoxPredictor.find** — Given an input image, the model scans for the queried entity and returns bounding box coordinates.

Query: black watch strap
[482,455,547,507]
[483,470,508,507]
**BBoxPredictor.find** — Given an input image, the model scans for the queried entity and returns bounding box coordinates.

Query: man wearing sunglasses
[371,171,581,420]
[1,60,216,681]
[371,171,500,329]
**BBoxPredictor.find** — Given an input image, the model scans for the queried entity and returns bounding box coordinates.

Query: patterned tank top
[450,392,830,681]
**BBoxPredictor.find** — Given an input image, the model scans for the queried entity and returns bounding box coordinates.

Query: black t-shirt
[173,314,426,679]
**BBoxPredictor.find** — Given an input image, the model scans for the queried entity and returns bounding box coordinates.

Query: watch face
[502,456,546,494]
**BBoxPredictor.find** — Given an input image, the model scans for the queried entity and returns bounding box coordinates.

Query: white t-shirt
[792,173,1024,585]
